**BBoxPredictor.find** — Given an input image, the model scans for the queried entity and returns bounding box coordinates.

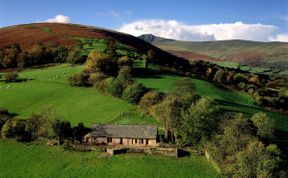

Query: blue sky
[0,0,287,41]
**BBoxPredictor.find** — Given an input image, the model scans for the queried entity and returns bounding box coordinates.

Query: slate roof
[90,124,157,139]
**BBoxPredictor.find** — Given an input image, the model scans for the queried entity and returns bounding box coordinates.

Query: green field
[0,140,220,178]
[135,72,288,132]
[0,64,157,126]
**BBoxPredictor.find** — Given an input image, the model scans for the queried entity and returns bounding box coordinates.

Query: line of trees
[0,43,86,69]
[69,50,148,104]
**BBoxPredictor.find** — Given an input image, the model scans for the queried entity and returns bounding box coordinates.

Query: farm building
[84,124,158,147]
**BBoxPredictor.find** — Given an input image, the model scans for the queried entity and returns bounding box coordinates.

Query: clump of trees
[0,109,90,144]
[205,113,286,177]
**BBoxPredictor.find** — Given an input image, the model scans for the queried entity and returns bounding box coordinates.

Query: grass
[0,140,220,178]
[0,64,154,126]
[73,37,107,55]
[74,37,134,57]
[41,26,54,34]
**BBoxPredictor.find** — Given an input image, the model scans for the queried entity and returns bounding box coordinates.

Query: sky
[0,0,288,41]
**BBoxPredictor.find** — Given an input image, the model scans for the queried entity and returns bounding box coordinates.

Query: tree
[236,141,281,178]
[72,123,89,143]
[118,56,133,66]
[138,91,164,114]
[105,40,117,59]
[68,73,90,86]
[24,109,60,140]
[106,77,124,97]
[52,120,72,145]
[85,51,118,76]
[178,97,220,146]
[88,72,108,92]
[122,82,148,104]
[152,95,182,142]
[251,112,275,141]
[17,51,30,68]
[3,72,18,82]
[174,77,200,108]
[213,69,225,83]
[217,113,256,155]
[67,48,85,64]
[0,44,21,68]
[53,46,68,63]
[117,66,133,84]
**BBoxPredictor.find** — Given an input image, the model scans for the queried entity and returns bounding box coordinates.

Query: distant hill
[139,34,288,69]
[0,23,190,70]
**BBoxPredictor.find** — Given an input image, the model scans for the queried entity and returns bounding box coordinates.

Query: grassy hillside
[135,72,288,132]
[0,64,157,126]
[0,140,220,178]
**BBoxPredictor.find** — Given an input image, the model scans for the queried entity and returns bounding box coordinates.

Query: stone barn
[84,124,158,147]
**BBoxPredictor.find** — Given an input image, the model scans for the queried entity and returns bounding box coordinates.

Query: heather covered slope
[0,23,180,60]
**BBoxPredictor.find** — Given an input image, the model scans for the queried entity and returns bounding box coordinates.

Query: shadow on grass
[216,99,265,113]
[132,68,163,79]
[1,78,34,83]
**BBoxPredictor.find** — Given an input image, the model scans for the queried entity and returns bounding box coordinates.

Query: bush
[1,119,15,138]
[122,82,148,104]
[117,66,133,84]
[68,73,90,86]
[88,72,108,92]
[1,119,31,141]
[53,46,68,63]
[3,72,18,82]
[106,77,123,97]
[118,56,133,66]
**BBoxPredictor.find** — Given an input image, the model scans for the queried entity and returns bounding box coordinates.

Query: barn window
[107,137,112,143]
[120,138,123,144]
[146,139,148,145]
[135,139,137,144]
[140,139,143,144]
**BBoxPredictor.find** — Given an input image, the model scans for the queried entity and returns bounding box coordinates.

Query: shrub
[106,77,123,97]
[118,56,133,66]
[68,73,90,86]
[1,119,15,138]
[1,119,31,141]
[122,82,148,104]
[213,70,225,83]
[53,46,68,63]
[88,72,108,92]
[4,72,18,82]
[117,66,133,84]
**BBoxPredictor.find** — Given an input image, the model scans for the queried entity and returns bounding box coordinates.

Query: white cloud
[119,19,279,41]
[45,15,71,23]
[269,34,288,42]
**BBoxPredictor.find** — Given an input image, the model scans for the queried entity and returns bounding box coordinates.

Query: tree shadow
[14,78,35,83]
[132,68,163,79]
[216,99,265,112]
